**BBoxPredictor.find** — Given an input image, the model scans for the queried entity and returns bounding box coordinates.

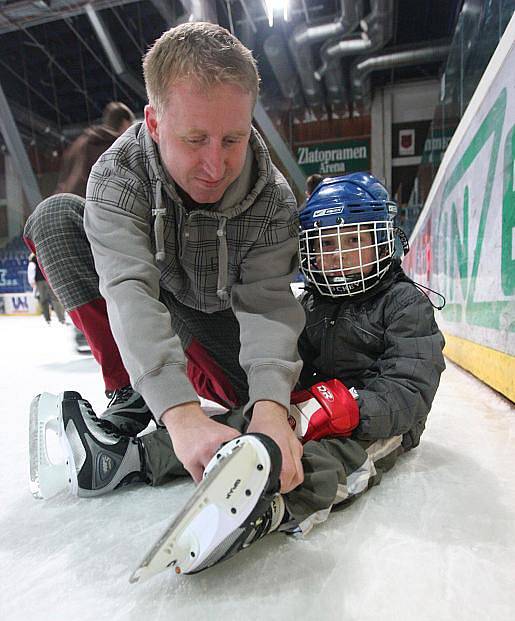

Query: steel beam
[85,3,147,101]
[0,80,42,210]
[253,99,304,196]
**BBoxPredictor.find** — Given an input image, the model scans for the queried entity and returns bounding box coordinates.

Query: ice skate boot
[59,391,148,497]
[130,434,284,583]
[100,385,153,436]
[29,391,147,499]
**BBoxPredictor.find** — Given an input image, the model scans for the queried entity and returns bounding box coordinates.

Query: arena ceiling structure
[0,0,462,199]
[0,0,462,138]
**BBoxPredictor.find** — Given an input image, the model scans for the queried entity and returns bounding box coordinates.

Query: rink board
[0,291,40,315]
[443,334,515,401]
[403,14,515,400]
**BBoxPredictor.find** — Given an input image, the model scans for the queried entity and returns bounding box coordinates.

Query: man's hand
[162,402,240,483]
[247,400,304,494]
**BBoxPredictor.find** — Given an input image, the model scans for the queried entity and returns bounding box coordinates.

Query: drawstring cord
[152,179,166,262]
[216,217,229,301]
[394,227,446,310]
[410,280,446,310]
[151,184,229,303]
[394,227,410,256]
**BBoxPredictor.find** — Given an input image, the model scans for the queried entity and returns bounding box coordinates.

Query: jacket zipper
[322,304,342,375]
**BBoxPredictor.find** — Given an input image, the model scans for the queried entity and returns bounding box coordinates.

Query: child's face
[313,225,375,276]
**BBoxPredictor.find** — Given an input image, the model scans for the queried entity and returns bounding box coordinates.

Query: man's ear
[145,105,159,143]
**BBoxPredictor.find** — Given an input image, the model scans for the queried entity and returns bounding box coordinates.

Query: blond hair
[143,22,260,117]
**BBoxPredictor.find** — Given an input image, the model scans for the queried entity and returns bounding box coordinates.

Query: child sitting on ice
[31,173,445,579]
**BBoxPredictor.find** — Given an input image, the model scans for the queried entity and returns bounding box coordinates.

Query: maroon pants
[23,193,248,406]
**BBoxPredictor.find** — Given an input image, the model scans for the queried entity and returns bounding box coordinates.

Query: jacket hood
[135,121,278,301]
[141,122,272,220]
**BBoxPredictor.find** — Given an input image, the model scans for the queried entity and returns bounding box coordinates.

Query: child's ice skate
[29,391,147,500]
[130,433,284,583]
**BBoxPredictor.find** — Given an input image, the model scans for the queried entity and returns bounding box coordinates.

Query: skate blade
[130,437,271,583]
[29,393,69,500]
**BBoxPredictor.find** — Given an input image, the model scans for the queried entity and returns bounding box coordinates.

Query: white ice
[1,315,514,621]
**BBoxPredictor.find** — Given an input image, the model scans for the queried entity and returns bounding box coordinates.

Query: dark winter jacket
[298,260,446,450]
[55,125,122,197]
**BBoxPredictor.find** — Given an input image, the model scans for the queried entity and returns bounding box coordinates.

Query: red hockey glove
[289,379,359,443]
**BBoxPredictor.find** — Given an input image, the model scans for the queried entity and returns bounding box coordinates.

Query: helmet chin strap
[331,276,363,295]
[394,227,410,255]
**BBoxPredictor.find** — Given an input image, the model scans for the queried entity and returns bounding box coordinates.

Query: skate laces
[250,505,276,542]
[106,385,134,408]
[82,399,122,437]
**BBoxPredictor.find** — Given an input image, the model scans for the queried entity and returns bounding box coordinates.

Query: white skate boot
[130,433,284,583]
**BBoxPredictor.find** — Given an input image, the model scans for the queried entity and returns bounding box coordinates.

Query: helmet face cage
[299,218,396,298]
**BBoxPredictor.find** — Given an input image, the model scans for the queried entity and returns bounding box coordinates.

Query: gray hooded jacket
[84,122,305,420]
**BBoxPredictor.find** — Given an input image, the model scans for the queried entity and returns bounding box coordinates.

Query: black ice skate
[29,391,147,499]
[130,434,284,583]
[100,385,153,436]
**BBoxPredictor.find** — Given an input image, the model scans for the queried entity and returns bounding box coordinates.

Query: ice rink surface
[1,315,514,621]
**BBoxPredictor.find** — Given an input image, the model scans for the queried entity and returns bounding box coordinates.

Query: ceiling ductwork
[351,41,451,109]
[287,0,363,112]
[317,34,368,111]
[315,0,394,111]
[0,0,458,144]
[179,0,217,23]
[316,0,395,78]
[263,33,304,110]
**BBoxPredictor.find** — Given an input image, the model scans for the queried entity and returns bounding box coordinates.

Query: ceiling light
[264,0,290,28]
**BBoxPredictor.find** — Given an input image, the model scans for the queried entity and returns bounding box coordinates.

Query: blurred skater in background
[27,253,65,325]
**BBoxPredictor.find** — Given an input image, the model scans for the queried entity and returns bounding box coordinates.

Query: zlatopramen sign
[296,139,370,175]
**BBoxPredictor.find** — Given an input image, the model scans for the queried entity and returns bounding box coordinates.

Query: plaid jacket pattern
[84,123,305,418]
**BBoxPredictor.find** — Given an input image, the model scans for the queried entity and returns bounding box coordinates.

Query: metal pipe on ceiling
[287,0,363,110]
[351,41,451,109]
[315,0,394,111]
[179,0,217,23]
[263,33,304,110]
[316,0,394,78]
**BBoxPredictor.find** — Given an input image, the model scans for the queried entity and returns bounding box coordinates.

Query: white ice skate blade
[29,392,70,500]
[130,436,271,583]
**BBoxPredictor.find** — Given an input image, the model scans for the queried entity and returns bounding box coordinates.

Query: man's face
[145,81,253,204]
[313,225,375,276]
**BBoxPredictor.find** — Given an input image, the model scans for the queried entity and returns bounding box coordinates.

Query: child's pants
[141,410,405,534]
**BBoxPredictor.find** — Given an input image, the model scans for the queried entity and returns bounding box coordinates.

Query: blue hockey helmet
[299,173,398,298]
